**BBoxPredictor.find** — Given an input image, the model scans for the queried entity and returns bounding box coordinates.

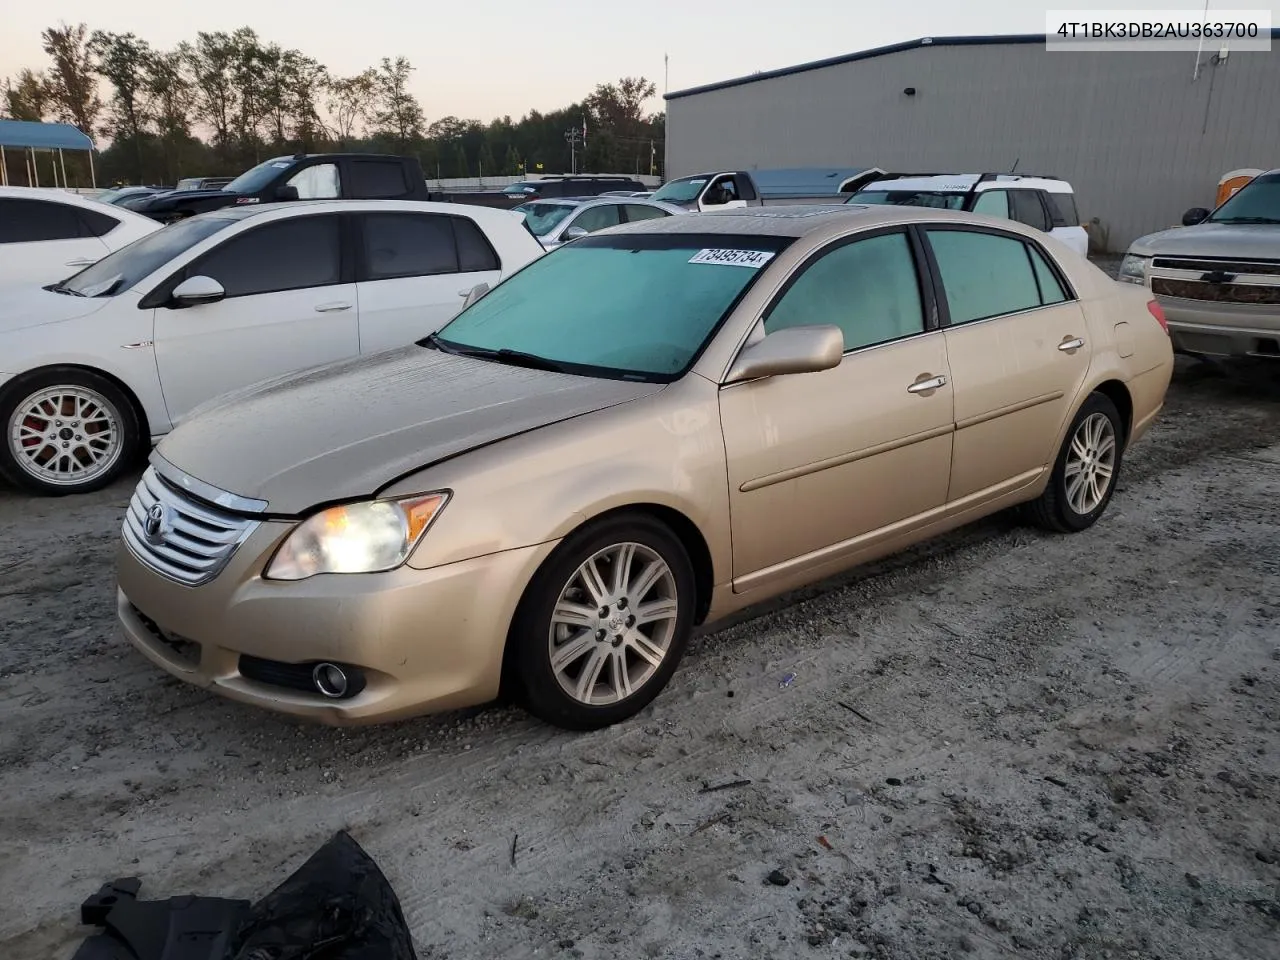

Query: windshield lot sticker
[689,248,776,268]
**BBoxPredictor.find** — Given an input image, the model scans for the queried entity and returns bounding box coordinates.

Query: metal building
[663,33,1280,251]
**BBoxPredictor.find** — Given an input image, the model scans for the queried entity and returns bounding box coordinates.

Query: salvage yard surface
[2,358,1279,960]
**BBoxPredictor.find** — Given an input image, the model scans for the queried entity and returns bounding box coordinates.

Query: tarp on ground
[0,119,93,151]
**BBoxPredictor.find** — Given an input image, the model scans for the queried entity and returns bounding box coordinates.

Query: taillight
[1147,299,1169,334]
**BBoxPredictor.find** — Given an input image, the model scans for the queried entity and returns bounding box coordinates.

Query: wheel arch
[1090,378,1133,446]
[2,362,153,442]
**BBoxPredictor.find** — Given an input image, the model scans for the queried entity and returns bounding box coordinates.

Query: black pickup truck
[130,153,430,222]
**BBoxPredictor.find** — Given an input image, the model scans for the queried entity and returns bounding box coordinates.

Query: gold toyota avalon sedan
[117,205,1174,730]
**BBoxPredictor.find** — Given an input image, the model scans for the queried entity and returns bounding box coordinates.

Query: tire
[1025,391,1124,534]
[508,513,697,730]
[0,367,143,496]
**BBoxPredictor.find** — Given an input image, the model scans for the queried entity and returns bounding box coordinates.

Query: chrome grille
[1148,255,1280,305]
[122,466,258,586]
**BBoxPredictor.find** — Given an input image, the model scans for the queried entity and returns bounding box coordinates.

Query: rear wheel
[0,368,142,496]
[509,514,696,730]
[1025,392,1123,533]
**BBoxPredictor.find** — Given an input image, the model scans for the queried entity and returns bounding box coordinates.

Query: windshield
[56,216,236,298]
[433,233,790,381]
[1207,172,1280,224]
[502,182,538,195]
[521,202,578,237]
[652,176,707,204]
[223,157,292,195]
[850,189,967,210]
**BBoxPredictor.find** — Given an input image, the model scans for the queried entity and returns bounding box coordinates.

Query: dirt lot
[2,356,1278,960]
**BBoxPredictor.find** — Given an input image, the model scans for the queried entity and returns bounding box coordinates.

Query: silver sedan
[514,196,686,250]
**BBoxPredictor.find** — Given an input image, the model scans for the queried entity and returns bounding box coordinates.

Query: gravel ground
[2,349,1279,958]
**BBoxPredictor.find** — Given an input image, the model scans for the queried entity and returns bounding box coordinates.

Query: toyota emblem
[143,503,167,544]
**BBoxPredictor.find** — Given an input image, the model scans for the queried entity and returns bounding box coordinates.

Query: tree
[503,143,521,175]
[4,69,50,121]
[145,48,197,181]
[586,76,657,140]
[452,142,468,178]
[41,23,102,133]
[228,28,267,159]
[478,141,496,177]
[286,53,328,149]
[90,31,153,180]
[326,70,377,147]
[187,32,239,152]
[371,56,424,148]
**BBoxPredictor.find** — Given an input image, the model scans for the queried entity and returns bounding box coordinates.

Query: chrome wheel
[7,385,124,486]
[547,542,680,706]
[1063,412,1116,515]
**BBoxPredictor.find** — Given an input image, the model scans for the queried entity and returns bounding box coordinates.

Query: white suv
[849,174,1088,256]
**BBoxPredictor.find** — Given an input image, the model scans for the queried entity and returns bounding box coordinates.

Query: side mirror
[1182,207,1210,226]
[461,282,490,308]
[725,325,844,383]
[562,226,589,241]
[170,275,226,308]
[275,184,300,201]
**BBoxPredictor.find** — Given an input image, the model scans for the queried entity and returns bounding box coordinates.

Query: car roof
[186,198,527,225]
[0,185,161,223]
[864,174,1074,194]
[605,203,1050,240]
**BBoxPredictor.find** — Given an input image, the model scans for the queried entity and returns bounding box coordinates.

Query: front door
[922,226,1093,503]
[719,229,954,586]
[152,213,358,424]
[355,211,504,352]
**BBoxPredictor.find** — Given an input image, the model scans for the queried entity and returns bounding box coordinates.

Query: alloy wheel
[547,542,680,706]
[1063,412,1117,515]
[7,386,124,487]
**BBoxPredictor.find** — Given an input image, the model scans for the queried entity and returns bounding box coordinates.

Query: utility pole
[564,127,583,174]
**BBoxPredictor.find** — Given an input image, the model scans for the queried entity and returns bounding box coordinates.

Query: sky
[3,1,1278,123]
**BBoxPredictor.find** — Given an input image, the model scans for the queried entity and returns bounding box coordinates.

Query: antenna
[1010,157,1020,173]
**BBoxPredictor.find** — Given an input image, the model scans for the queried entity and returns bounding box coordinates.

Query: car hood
[0,284,113,334]
[138,189,234,210]
[1128,222,1280,259]
[155,345,665,514]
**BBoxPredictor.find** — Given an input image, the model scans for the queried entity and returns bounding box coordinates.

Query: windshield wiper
[418,332,457,353]
[46,281,85,297]
[1209,216,1280,224]
[418,335,569,373]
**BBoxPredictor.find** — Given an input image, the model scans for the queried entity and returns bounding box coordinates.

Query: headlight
[1118,253,1149,284]
[264,493,449,581]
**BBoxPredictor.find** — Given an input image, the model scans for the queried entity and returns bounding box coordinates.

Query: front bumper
[117,523,558,724]
[1159,299,1280,358]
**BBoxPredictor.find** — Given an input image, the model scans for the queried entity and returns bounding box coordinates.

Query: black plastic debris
[72,830,416,960]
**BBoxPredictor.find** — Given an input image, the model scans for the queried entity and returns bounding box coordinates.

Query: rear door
[344,157,414,200]
[922,225,1092,504]
[151,213,358,423]
[622,203,672,224]
[0,197,110,287]
[1044,190,1089,256]
[355,210,503,351]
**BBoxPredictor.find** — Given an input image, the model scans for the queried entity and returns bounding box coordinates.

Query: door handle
[907,374,947,394]
[1058,337,1085,352]
[65,258,97,267]
[314,302,352,313]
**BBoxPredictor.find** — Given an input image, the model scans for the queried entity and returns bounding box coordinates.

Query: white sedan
[0,186,161,289]
[0,200,544,495]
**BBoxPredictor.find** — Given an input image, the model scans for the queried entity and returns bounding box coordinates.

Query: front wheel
[1025,392,1124,533]
[0,368,142,496]
[509,514,697,730]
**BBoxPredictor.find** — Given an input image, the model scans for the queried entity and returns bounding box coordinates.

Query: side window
[453,217,501,272]
[77,207,122,238]
[1046,191,1079,227]
[0,198,83,243]
[971,189,1011,219]
[623,204,670,223]
[1027,244,1068,305]
[361,213,458,279]
[287,163,341,200]
[349,160,409,199]
[732,175,757,201]
[571,204,623,233]
[1011,191,1050,231]
[193,215,341,298]
[926,229,1043,324]
[764,232,926,352]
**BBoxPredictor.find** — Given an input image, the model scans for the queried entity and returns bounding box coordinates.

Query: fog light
[313,662,349,699]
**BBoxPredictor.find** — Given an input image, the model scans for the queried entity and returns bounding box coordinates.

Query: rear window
[1046,192,1079,226]
[78,207,122,237]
